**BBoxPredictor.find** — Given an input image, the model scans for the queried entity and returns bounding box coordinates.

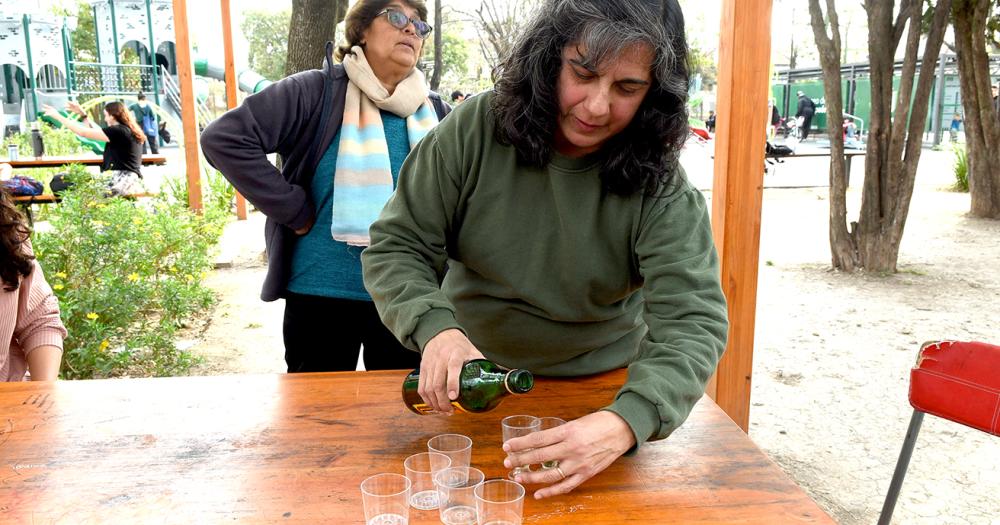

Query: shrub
[32,173,228,379]
[951,142,968,192]
[10,125,90,157]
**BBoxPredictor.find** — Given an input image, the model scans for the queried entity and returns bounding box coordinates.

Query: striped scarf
[331,46,439,246]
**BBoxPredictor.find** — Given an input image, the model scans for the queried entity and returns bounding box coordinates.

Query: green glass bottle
[402,359,534,415]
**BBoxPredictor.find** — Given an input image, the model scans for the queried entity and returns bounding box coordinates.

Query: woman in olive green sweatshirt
[363,0,728,499]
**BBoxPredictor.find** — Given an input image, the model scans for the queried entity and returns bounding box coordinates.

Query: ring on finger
[554,466,567,480]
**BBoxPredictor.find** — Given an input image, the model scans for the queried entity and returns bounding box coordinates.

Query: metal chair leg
[878,410,925,525]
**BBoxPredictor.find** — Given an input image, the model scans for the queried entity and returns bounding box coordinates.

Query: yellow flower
[52,284,64,291]
[169,266,178,273]
[132,218,143,225]
[55,272,68,279]
[91,220,105,228]
[128,273,140,282]
[185,274,194,282]
[99,340,110,352]
[86,312,99,321]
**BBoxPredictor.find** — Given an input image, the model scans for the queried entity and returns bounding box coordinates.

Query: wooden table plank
[6,154,167,168]
[0,371,833,524]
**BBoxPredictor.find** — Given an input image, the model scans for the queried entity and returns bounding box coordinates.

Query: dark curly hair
[491,0,689,197]
[0,189,34,291]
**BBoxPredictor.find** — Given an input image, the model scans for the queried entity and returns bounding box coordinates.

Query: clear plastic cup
[435,466,485,525]
[428,433,473,470]
[501,415,540,479]
[475,479,525,525]
[537,417,566,469]
[361,473,410,525]
[403,451,451,510]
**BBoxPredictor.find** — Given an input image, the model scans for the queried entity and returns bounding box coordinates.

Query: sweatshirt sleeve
[363,130,465,352]
[605,185,729,447]
[16,260,67,355]
[199,71,324,231]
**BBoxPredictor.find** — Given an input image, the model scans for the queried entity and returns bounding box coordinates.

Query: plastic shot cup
[475,479,525,525]
[361,472,411,525]
[403,451,451,510]
[428,433,473,470]
[434,466,485,525]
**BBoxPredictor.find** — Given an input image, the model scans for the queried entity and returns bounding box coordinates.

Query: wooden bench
[6,154,167,168]
[11,192,157,225]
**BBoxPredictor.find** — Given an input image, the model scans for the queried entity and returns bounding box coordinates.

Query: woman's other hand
[66,101,87,117]
[41,105,63,121]
[419,329,485,414]
[502,410,636,499]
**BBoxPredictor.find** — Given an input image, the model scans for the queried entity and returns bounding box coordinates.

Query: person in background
[201,0,450,373]
[949,113,963,143]
[795,90,816,141]
[363,0,727,499]
[450,90,466,104]
[129,93,159,154]
[705,110,716,133]
[43,101,145,196]
[992,84,998,121]
[769,99,780,139]
[0,190,66,381]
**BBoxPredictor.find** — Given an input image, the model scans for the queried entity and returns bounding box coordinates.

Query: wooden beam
[219,0,247,220]
[708,0,773,432]
[171,0,203,213]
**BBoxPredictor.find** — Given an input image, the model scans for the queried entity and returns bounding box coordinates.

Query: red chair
[878,340,1000,524]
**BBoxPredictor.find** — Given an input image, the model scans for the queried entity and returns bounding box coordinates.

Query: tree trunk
[430,0,443,91]
[285,0,345,76]
[953,0,1000,218]
[808,0,856,270]
[855,0,951,273]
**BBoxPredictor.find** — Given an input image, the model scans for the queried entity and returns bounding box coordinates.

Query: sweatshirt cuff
[605,391,660,456]
[286,198,315,232]
[411,308,464,352]
[22,329,66,355]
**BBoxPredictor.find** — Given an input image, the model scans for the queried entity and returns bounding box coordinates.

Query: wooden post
[172,0,203,213]
[219,0,248,220]
[708,0,773,432]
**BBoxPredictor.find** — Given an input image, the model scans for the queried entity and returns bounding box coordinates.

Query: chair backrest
[910,340,1000,436]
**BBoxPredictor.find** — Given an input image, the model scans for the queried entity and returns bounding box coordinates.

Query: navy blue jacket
[201,44,449,301]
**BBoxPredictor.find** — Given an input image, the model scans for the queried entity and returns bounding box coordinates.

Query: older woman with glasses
[201,0,449,373]
[363,0,728,498]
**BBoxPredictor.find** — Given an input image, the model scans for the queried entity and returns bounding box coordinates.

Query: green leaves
[34,174,228,379]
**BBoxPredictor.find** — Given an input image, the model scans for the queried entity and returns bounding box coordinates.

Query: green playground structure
[37,109,106,155]
[2,0,272,143]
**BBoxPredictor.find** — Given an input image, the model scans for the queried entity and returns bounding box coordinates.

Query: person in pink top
[0,190,66,381]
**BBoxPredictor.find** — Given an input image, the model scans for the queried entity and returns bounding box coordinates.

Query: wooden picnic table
[5,154,167,168]
[0,370,834,524]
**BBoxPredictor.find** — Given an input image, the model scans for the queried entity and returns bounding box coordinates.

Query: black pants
[142,138,159,154]
[800,113,814,140]
[282,292,420,373]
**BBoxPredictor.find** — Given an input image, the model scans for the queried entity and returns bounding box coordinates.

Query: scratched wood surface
[0,371,834,524]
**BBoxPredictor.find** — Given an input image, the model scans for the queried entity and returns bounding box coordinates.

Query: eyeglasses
[376,8,433,39]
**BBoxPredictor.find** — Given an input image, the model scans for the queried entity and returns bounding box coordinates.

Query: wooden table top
[6,154,167,168]
[0,371,834,524]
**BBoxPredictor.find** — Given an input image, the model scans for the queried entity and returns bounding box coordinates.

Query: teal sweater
[363,93,729,446]
[287,111,409,300]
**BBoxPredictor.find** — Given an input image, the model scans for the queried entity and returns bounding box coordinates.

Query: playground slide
[193,56,273,95]
[38,109,106,155]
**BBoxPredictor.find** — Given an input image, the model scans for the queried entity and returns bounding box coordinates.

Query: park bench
[12,192,158,225]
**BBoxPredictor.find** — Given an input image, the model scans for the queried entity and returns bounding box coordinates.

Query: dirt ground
[185,147,1000,525]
